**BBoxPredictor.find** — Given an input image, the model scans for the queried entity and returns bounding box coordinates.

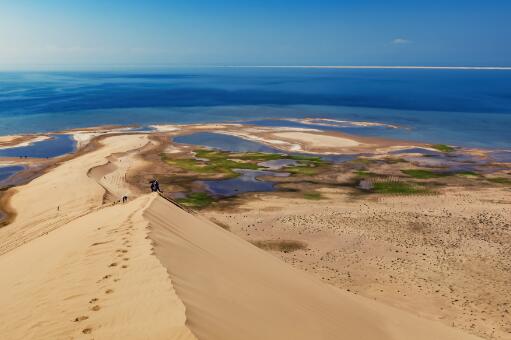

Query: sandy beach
[0,127,508,339]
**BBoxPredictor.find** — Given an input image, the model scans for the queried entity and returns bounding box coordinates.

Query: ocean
[1,68,510,148]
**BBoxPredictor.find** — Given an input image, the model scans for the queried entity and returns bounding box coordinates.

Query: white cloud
[392,38,411,45]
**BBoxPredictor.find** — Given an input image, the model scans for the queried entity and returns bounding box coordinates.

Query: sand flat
[273,131,361,148]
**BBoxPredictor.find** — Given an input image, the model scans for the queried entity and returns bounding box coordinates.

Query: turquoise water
[0,69,511,148]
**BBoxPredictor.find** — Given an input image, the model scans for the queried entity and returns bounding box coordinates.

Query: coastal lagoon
[0,135,76,158]
[1,69,511,148]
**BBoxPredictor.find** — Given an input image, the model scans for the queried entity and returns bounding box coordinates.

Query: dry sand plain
[204,186,511,339]
[0,126,506,339]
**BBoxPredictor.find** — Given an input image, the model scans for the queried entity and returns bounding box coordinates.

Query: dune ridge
[146,195,482,340]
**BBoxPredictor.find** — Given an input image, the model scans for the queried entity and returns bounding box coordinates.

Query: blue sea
[1,68,511,148]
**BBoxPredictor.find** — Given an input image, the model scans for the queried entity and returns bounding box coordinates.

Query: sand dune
[147,195,481,340]
[0,133,484,339]
[0,134,148,255]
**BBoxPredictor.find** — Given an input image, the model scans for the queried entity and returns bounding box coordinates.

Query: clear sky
[1,0,510,69]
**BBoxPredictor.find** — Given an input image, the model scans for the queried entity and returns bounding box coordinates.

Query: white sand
[274,131,361,148]
[0,135,50,150]
[149,124,181,132]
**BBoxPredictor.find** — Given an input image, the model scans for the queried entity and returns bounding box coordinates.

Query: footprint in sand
[82,328,92,334]
[109,262,118,267]
[89,298,98,304]
[74,316,89,322]
[91,305,101,312]
[114,278,120,282]
[105,289,114,294]
[123,257,129,261]
[121,265,128,269]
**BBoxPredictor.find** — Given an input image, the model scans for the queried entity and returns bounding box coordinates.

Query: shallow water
[174,132,283,153]
[201,169,288,197]
[0,165,24,182]
[490,150,511,163]
[173,132,356,163]
[0,135,76,158]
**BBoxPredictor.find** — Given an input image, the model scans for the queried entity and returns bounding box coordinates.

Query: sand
[205,187,511,339]
[0,132,486,339]
[148,195,481,340]
[273,131,362,148]
[0,135,50,149]
[0,134,148,255]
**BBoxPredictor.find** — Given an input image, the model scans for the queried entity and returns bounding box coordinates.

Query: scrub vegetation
[372,181,430,195]
[431,144,455,152]
[176,192,215,208]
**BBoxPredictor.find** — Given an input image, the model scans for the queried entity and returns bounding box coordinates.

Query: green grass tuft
[486,177,511,185]
[455,171,480,178]
[401,169,449,179]
[303,192,323,200]
[355,170,378,178]
[176,192,214,208]
[372,181,429,194]
[284,166,319,176]
[431,144,455,152]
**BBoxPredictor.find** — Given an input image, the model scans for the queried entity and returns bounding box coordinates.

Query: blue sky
[1,0,510,68]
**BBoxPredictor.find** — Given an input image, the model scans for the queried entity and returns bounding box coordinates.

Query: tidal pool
[201,169,288,197]
[174,132,283,153]
[0,135,76,158]
[173,132,356,163]
[0,165,25,182]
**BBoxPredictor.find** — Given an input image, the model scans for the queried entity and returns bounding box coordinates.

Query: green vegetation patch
[303,191,323,200]
[401,169,449,179]
[383,157,408,164]
[431,144,455,153]
[283,156,330,176]
[372,181,429,195]
[455,171,481,178]
[195,149,284,162]
[176,192,214,209]
[284,166,319,176]
[486,177,511,185]
[350,157,378,165]
[165,149,330,178]
[163,153,259,178]
[355,170,378,178]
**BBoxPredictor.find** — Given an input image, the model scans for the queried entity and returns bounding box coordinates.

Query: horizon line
[1,64,511,71]
[219,65,511,70]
